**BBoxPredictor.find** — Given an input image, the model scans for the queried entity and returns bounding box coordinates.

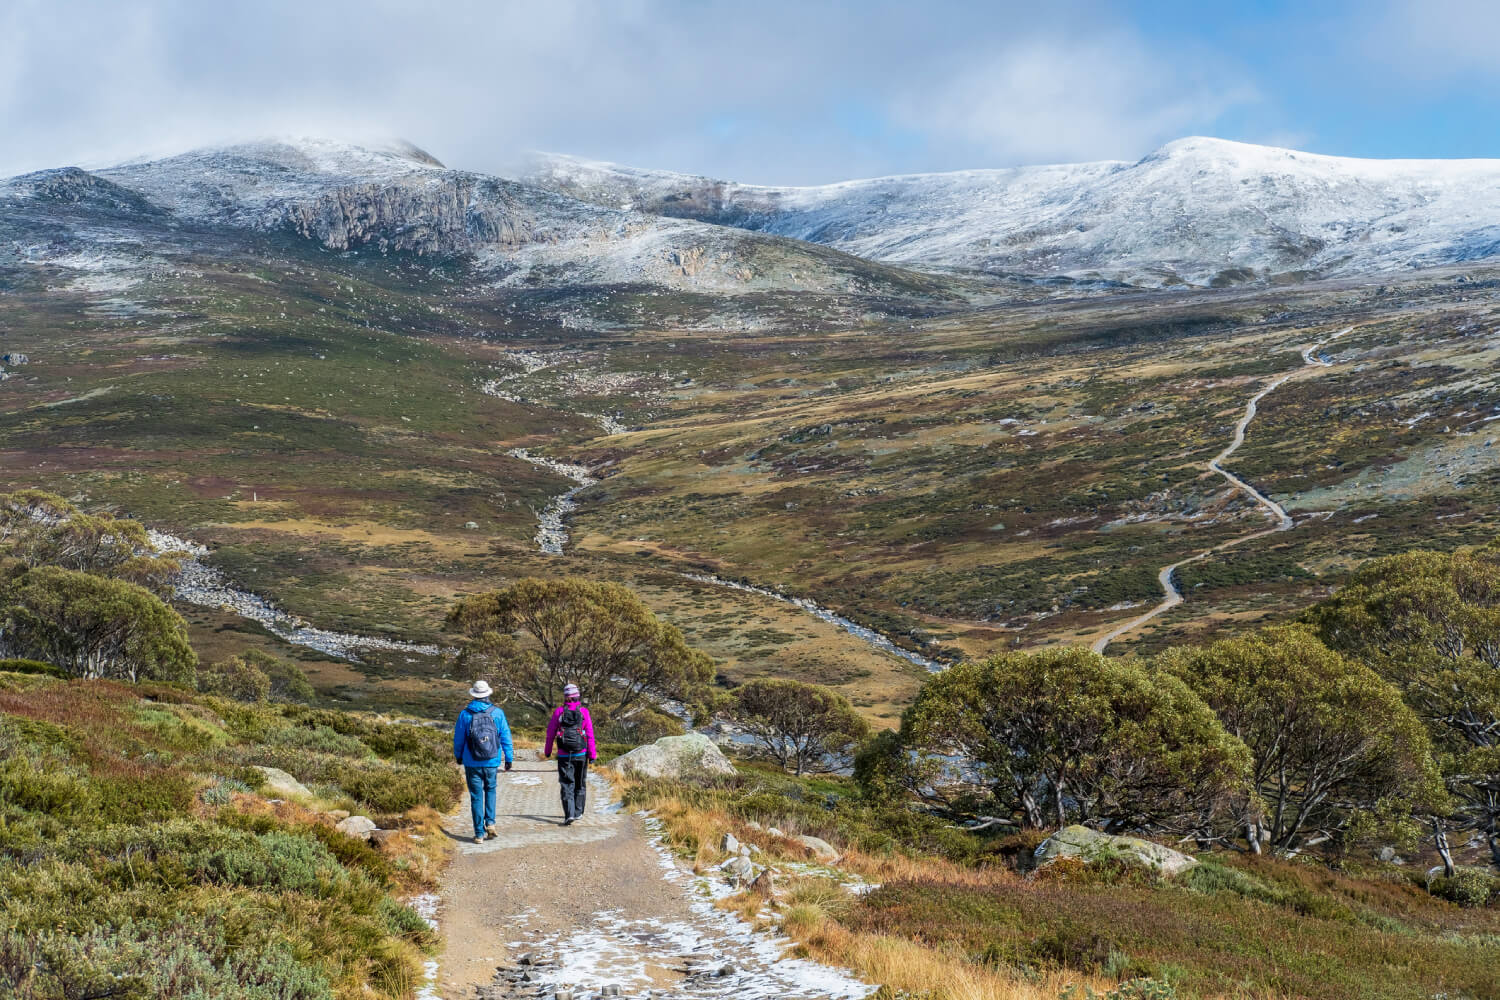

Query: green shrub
[93,770,196,825]
[264,720,372,758]
[198,656,271,702]
[199,777,252,806]
[0,677,458,999]
[377,895,433,938]
[1062,979,1178,1000]
[0,659,67,679]
[133,703,227,752]
[1429,867,1498,908]
[1180,860,1285,906]
[241,650,315,703]
[0,923,332,1000]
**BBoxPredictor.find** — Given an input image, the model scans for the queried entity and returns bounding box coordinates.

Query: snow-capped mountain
[517,138,1500,287]
[3,139,954,297]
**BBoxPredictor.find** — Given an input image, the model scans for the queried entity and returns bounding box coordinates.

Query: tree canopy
[731,677,870,775]
[0,490,181,596]
[1161,624,1444,854]
[0,565,196,684]
[1307,543,1500,864]
[904,646,1251,833]
[446,577,714,724]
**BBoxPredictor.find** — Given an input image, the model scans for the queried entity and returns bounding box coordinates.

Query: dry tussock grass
[787,903,1108,1000]
[634,784,1107,1000]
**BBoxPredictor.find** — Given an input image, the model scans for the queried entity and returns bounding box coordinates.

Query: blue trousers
[465,766,498,837]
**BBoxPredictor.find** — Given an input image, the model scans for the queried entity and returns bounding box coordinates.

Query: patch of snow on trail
[505,811,873,1000]
[408,894,441,1000]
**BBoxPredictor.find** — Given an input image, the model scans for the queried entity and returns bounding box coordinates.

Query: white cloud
[892,33,1258,166]
[0,0,1262,182]
[1369,0,1500,74]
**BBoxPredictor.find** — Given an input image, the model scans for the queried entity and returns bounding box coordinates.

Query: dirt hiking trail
[1091,326,1353,652]
[428,748,868,1000]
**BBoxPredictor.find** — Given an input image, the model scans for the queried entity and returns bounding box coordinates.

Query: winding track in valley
[1091,327,1353,653]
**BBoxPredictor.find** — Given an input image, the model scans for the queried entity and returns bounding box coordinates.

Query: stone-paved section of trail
[431,749,870,1000]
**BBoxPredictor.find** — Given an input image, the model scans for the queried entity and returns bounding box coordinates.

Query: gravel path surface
[431,750,869,1000]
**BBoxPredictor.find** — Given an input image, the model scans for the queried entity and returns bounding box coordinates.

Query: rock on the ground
[369,829,403,850]
[719,854,761,885]
[611,732,737,780]
[721,832,740,854]
[796,834,839,862]
[1034,824,1198,876]
[336,815,378,837]
[748,869,775,896]
[252,765,313,801]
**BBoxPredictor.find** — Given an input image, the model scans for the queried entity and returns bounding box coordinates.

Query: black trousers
[557,756,588,819]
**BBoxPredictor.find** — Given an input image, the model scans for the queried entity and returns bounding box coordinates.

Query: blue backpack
[466,706,500,759]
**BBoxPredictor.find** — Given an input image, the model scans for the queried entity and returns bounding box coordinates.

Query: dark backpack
[466,706,500,759]
[556,707,586,754]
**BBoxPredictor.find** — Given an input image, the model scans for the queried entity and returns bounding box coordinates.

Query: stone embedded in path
[611,732,736,780]
[1034,824,1198,876]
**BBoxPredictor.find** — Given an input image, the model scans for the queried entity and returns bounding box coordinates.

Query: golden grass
[786,903,1110,1000]
[628,784,1110,1000]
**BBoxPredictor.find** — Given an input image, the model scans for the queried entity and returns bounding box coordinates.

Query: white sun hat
[469,680,493,699]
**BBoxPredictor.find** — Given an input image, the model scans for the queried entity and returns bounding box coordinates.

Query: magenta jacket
[544,701,597,759]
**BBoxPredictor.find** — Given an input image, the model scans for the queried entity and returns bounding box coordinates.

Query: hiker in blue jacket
[453,680,514,844]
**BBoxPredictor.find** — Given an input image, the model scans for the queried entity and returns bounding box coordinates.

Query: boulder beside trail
[796,834,840,862]
[1034,824,1198,876]
[252,766,313,801]
[612,732,737,780]
[336,815,378,837]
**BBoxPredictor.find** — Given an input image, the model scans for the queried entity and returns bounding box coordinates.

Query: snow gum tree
[0,565,196,683]
[731,677,870,775]
[0,490,180,597]
[1307,543,1500,864]
[1161,624,1444,855]
[904,646,1251,833]
[447,577,714,725]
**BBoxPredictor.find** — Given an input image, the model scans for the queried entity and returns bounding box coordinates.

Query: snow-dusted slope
[519,138,1500,286]
[4,138,950,296]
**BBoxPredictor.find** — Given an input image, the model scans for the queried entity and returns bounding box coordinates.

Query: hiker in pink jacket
[543,683,597,825]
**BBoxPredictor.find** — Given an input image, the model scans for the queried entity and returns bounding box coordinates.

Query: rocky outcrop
[335,815,378,837]
[4,167,163,216]
[796,834,840,863]
[253,765,313,801]
[611,732,736,780]
[1034,824,1198,876]
[283,175,540,254]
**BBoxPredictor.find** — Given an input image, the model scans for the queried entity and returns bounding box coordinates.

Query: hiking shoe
[472,835,484,845]
[562,817,574,827]
[484,824,497,839]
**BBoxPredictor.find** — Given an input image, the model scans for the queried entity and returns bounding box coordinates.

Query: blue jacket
[453,699,513,767]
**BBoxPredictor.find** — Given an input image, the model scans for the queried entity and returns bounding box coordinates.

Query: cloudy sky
[3,0,1497,183]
